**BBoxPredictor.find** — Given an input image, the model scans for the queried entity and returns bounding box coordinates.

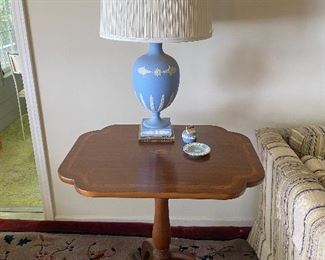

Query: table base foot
[141,239,195,260]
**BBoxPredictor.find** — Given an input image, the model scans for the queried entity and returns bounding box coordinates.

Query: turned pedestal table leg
[141,199,194,260]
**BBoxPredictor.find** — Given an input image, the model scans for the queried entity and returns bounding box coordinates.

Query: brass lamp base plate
[138,133,175,143]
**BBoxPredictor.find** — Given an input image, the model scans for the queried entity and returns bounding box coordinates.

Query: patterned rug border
[0,233,257,259]
[0,220,251,240]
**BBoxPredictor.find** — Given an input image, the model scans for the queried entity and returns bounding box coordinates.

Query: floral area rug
[0,232,257,259]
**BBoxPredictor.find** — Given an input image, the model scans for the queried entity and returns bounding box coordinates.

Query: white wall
[25,0,325,225]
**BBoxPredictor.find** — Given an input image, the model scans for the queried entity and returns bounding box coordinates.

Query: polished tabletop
[59,125,264,200]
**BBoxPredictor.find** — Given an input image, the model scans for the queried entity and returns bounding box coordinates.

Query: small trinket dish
[182,125,197,144]
[183,142,211,157]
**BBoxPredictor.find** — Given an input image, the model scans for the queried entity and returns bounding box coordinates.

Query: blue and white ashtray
[182,125,197,144]
[183,142,211,157]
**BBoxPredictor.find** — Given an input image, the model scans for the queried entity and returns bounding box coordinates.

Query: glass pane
[0,0,17,70]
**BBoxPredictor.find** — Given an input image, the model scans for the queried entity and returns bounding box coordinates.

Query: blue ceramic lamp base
[139,125,175,142]
[142,112,170,129]
[140,117,173,137]
[132,43,180,142]
[139,118,175,142]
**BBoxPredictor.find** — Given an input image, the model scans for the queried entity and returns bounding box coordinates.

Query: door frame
[11,1,54,220]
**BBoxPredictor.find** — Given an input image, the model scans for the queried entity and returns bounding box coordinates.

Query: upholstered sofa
[248,126,325,260]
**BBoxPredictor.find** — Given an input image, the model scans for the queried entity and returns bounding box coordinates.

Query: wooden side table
[59,125,264,260]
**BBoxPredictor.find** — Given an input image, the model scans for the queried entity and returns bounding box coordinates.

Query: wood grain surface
[58,125,264,200]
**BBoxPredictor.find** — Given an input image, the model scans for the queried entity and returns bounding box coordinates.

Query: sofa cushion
[301,155,325,187]
[288,126,325,158]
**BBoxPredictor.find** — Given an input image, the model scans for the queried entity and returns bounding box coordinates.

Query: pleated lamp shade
[100,0,213,43]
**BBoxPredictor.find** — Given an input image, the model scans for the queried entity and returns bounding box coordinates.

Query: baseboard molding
[55,215,254,227]
[0,219,251,240]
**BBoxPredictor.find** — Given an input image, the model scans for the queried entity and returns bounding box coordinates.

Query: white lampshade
[100,0,212,43]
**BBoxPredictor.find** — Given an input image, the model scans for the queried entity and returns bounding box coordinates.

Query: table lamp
[100,0,212,142]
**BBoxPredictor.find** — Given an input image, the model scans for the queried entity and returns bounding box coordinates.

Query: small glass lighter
[182,125,197,144]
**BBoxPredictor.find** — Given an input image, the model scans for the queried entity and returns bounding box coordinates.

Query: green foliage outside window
[0,0,17,70]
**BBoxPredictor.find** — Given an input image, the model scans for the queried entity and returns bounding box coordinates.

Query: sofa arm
[256,127,299,163]
[249,127,325,260]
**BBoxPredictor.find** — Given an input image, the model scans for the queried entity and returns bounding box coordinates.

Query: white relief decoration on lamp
[137,66,177,77]
[139,93,150,110]
[163,65,177,76]
[157,95,165,111]
[154,68,162,76]
[149,95,155,111]
[140,94,165,112]
[138,66,152,76]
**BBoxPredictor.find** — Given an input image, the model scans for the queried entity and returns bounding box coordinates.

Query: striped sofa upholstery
[248,127,325,260]
[289,126,325,158]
